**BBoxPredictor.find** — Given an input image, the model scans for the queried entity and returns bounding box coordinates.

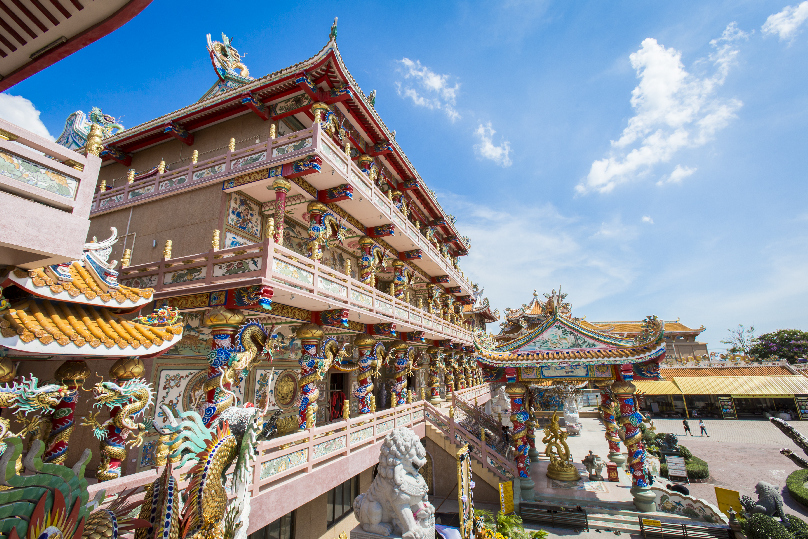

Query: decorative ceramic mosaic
[272,137,312,157]
[424,319,432,328]
[261,448,308,479]
[140,440,157,468]
[164,266,206,285]
[153,366,246,428]
[254,368,280,409]
[374,193,387,208]
[313,435,346,459]
[193,164,225,181]
[224,230,251,249]
[213,257,261,277]
[128,184,155,199]
[413,410,424,421]
[159,175,187,191]
[99,194,123,208]
[411,314,422,324]
[273,258,313,285]
[163,311,212,356]
[228,193,261,238]
[395,307,407,319]
[351,289,372,307]
[377,419,394,433]
[318,276,347,298]
[392,213,404,229]
[351,170,370,196]
[321,141,348,173]
[519,325,601,352]
[350,426,374,445]
[0,150,78,198]
[232,151,266,170]
[377,300,394,315]
[396,414,412,426]
[121,274,158,289]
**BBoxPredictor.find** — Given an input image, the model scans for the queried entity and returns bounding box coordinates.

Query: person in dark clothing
[699,419,709,437]
[667,483,690,496]
[683,419,693,435]
[501,425,511,445]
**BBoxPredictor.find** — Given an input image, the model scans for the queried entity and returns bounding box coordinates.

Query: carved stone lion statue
[740,481,787,524]
[354,428,435,539]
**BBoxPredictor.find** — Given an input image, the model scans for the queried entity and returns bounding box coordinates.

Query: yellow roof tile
[0,299,182,357]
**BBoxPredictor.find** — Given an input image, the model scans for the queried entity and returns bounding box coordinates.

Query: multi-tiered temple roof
[474,290,665,381]
[1,229,182,356]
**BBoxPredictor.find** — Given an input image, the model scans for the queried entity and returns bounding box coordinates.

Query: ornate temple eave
[5,266,153,311]
[0,300,182,357]
[475,341,666,367]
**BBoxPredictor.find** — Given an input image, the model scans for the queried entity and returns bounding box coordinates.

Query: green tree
[721,324,755,355]
[749,329,808,364]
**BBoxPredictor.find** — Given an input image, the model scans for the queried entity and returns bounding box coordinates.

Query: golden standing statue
[542,411,581,481]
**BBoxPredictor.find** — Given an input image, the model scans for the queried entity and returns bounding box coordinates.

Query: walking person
[699,419,709,437]
[683,418,693,436]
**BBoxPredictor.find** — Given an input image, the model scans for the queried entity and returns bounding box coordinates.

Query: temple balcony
[86,384,501,536]
[0,118,102,269]
[89,121,473,297]
[118,237,474,343]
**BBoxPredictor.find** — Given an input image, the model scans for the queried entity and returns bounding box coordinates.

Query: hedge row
[787,468,808,509]
[743,513,808,539]
[659,455,709,481]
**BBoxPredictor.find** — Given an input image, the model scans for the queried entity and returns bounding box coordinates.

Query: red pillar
[44,360,89,465]
[297,323,324,428]
[201,307,245,426]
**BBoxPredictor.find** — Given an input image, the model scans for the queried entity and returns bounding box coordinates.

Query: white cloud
[438,194,639,317]
[762,1,808,41]
[473,122,512,167]
[577,23,746,194]
[395,58,461,121]
[642,215,654,224]
[657,164,696,185]
[0,94,53,140]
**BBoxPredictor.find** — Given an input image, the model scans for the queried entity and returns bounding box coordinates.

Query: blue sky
[3,1,807,351]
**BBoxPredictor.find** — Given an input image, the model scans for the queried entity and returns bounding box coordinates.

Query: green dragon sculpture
[82,379,154,482]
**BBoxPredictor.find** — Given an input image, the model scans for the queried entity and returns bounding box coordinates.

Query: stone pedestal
[631,486,657,512]
[608,452,627,468]
[351,518,435,539]
[520,477,536,502]
[528,446,541,463]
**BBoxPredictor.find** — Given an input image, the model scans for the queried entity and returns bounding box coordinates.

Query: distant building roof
[660,366,793,378]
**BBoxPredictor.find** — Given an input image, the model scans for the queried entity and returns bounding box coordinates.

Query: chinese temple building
[0,23,507,539]
[475,290,666,511]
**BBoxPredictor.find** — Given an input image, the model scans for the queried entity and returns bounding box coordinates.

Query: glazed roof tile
[0,299,182,356]
[584,321,703,335]
[660,366,792,378]
[7,264,153,309]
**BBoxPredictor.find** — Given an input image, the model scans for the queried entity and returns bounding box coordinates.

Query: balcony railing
[119,239,473,342]
[92,121,473,295]
[85,385,507,534]
[1,117,102,267]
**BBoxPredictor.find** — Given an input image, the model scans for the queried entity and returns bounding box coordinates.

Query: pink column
[272,178,292,245]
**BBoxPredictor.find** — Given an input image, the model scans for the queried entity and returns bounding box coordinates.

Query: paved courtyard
[567,414,808,519]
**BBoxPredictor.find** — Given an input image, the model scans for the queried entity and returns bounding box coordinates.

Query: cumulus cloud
[0,94,53,140]
[473,122,513,167]
[763,1,808,41]
[577,23,746,194]
[657,164,696,185]
[395,58,461,121]
[642,215,654,224]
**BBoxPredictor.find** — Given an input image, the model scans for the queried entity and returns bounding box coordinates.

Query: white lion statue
[354,427,435,539]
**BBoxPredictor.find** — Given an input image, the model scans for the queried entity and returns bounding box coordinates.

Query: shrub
[787,469,808,509]
[787,515,808,539]
[677,444,693,460]
[659,455,709,480]
[743,513,794,539]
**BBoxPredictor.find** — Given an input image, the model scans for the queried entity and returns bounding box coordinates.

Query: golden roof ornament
[0,357,16,383]
[202,307,245,329]
[54,360,91,385]
[109,357,145,381]
[296,323,324,340]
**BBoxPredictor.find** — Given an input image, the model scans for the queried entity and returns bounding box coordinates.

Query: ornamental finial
[329,17,338,41]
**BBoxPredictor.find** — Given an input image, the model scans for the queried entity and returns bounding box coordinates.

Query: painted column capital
[311,102,330,122]
[202,307,246,331]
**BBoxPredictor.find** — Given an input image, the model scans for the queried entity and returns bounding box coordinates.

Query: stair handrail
[423,401,516,480]
[451,389,510,458]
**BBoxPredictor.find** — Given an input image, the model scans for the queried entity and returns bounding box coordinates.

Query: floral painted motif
[519,325,601,352]
[254,369,280,409]
[0,150,78,198]
[213,257,261,277]
[164,266,206,285]
[159,175,187,191]
[227,193,261,238]
[350,426,374,444]
[164,311,212,356]
[193,163,225,181]
[224,230,251,248]
[128,184,155,199]
[271,137,312,157]
[231,151,266,170]
[273,258,313,285]
[318,276,347,298]
[260,448,308,479]
[121,274,158,289]
[313,436,346,458]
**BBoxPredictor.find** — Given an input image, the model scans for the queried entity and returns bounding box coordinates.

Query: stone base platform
[350,518,436,539]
